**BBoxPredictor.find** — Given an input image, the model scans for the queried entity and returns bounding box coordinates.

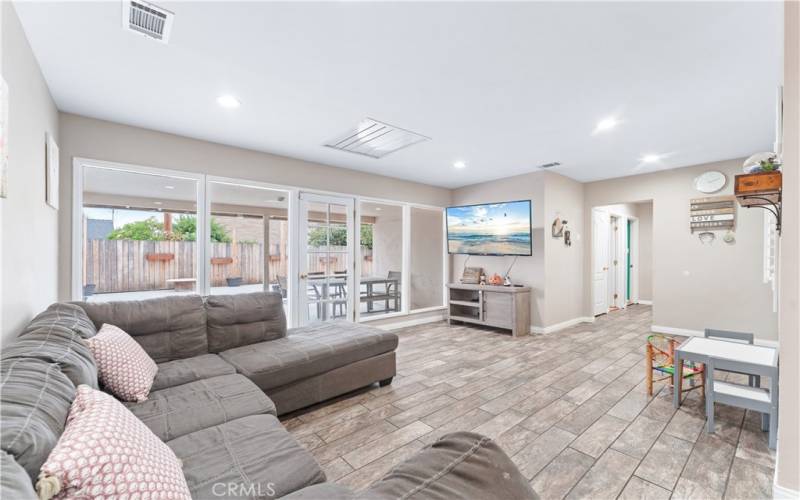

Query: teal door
[626,220,631,302]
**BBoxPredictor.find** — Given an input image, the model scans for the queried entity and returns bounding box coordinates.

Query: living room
[1,1,798,499]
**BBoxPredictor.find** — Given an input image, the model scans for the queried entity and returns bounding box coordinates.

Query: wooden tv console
[447,283,531,337]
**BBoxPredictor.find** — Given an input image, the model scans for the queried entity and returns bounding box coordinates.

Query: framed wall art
[46,132,59,209]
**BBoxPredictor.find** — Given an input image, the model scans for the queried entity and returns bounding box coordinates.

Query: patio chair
[331,271,348,318]
[386,270,401,311]
[277,276,288,298]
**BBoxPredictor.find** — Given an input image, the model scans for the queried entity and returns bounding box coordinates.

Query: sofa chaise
[0,292,538,499]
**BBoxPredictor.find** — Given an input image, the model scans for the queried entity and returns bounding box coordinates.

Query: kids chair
[646,334,705,397]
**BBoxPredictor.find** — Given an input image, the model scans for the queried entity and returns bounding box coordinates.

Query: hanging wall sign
[690,195,736,232]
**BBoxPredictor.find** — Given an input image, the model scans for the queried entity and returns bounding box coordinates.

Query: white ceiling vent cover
[122,0,174,43]
[325,118,430,159]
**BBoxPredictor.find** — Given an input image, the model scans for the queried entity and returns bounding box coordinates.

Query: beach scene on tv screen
[447,201,532,255]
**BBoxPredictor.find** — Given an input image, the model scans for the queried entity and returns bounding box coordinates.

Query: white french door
[298,192,356,325]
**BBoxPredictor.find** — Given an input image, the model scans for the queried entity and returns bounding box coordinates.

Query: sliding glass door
[298,192,355,324]
[74,159,446,328]
[206,180,291,316]
[77,164,203,302]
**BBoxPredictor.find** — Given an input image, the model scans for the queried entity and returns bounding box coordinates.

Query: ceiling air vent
[122,0,174,43]
[539,162,561,169]
[325,118,430,159]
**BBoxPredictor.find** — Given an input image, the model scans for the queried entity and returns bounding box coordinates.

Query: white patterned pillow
[86,324,158,402]
[36,385,190,500]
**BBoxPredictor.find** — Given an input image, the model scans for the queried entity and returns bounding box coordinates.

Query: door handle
[300,273,308,279]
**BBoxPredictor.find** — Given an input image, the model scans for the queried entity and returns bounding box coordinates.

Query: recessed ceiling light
[375,207,382,211]
[453,161,467,169]
[164,185,175,190]
[593,117,619,134]
[217,95,241,109]
[153,201,163,205]
[641,154,662,163]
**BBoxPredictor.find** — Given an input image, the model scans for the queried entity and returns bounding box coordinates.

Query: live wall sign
[689,195,736,232]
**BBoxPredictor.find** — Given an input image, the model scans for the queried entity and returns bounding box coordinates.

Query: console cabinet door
[483,293,512,328]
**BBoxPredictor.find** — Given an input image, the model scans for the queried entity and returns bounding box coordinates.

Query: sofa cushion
[75,295,207,362]
[362,432,539,500]
[205,292,287,353]
[0,358,76,481]
[125,374,276,441]
[219,322,398,391]
[1,450,37,499]
[3,325,97,389]
[152,353,236,391]
[21,303,97,340]
[167,414,325,499]
[87,324,158,402]
[37,385,191,500]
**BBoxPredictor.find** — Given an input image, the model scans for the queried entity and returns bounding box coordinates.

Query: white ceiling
[17,1,782,187]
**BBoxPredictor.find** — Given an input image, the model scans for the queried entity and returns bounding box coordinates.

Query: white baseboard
[531,316,595,334]
[637,299,653,305]
[773,480,799,499]
[651,325,779,348]
[374,311,446,331]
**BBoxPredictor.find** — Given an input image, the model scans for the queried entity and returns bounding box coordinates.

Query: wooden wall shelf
[734,171,783,234]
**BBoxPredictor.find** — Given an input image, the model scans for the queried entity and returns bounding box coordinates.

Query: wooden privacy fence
[84,239,373,293]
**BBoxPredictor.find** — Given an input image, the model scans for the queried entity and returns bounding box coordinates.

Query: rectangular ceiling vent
[122,0,174,43]
[538,161,561,169]
[325,118,430,159]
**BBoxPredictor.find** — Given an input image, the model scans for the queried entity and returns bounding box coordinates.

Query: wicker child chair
[646,334,705,398]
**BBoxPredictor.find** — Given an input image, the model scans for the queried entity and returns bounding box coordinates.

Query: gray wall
[57,113,452,300]
[1,2,60,344]
[583,158,778,341]
[542,171,585,328]
[636,202,653,302]
[450,171,546,328]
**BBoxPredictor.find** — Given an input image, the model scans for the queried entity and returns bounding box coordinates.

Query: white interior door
[608,216,629,309]
[298,193,355,325]
[592,209,610,315]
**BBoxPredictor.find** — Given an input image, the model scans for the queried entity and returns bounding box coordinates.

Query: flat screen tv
[446,200,532,256]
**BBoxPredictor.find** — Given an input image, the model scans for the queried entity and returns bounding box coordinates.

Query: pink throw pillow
[36,385,190,500]
[86,324,157,402]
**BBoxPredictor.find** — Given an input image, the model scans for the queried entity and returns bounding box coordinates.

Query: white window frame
[205,175,297,321]
[72,157,447,327]
[72,158,207,301]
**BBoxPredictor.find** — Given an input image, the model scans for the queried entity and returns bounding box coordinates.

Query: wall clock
[694,171,727,194]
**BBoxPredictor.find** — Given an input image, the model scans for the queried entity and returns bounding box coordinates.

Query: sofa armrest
[360,432,539,499]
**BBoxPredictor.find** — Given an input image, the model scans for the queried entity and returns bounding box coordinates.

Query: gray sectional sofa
[0,292,538,499]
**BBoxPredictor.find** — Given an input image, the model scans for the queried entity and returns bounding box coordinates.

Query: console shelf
[447,283,531,337]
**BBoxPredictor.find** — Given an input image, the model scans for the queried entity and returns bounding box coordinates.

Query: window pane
[359,202,402,317]
[82,166,198,302]
[410,207,444,310]
[207,182,289,312]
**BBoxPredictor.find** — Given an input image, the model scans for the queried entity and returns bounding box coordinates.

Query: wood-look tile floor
[282,306,776,499]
